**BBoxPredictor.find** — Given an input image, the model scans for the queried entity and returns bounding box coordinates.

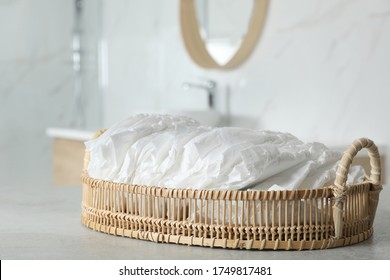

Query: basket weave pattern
[81,133,382,250]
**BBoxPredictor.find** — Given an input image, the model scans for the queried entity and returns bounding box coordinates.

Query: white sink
[167,109,222,127]
[46,127,95,141]
[135,109,223,127]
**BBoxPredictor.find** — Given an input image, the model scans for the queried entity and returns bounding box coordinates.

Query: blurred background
[1,0,389,188]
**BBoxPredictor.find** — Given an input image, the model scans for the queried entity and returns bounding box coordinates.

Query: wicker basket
[81,131,382,250]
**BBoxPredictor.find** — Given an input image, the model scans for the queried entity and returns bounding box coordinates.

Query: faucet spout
[182,80,217,109]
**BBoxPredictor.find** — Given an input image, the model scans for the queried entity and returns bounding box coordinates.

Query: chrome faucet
[182,80,217,109]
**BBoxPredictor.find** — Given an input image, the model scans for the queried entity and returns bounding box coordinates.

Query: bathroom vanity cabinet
[52,138,86,185]
[47,128,94,186]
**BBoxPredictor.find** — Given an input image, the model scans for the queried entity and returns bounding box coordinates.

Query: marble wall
[103,0,390,184]
[1,0,389,186]
[0,0,101,186]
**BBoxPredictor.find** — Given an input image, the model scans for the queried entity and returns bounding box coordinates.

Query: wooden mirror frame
[180,0,269,70]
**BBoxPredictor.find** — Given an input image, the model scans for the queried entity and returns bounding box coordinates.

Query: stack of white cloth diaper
[85,114,365,191]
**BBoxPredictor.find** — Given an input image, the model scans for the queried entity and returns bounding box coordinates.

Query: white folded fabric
[85,114,365,191]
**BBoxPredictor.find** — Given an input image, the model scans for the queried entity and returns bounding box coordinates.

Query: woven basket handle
[334,138,381,191]
[332,138,381,239]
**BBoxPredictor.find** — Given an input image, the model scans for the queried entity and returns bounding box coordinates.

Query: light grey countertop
[1,183,389,260]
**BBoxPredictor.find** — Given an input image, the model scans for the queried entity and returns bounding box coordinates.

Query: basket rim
[81,172,375,201]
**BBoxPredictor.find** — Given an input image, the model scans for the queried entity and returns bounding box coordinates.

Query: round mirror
[180,0,269,70]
